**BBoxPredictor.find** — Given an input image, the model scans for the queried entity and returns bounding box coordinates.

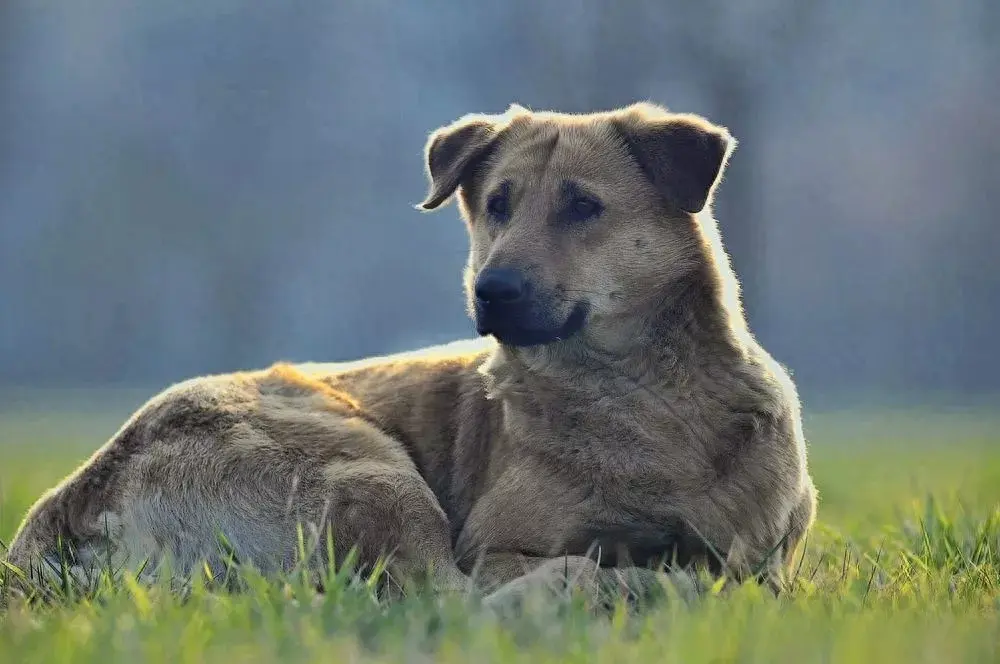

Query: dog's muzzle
[473,268,587,347]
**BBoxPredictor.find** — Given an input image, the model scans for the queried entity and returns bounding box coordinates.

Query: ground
[1,389,998,663]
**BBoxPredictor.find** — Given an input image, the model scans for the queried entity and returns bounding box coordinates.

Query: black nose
[475,268,526,304]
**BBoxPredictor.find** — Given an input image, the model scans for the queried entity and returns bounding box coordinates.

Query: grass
[1,391,999,662]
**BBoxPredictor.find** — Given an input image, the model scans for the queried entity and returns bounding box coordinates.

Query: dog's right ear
[416,116,497,211]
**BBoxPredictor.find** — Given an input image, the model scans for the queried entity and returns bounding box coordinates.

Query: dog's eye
[567,196,602,222]
[486,191,510,221]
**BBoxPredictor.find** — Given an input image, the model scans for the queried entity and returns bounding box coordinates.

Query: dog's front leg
[472,553,664,614]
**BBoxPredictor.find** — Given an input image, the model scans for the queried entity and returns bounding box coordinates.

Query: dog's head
[418,102,735,349]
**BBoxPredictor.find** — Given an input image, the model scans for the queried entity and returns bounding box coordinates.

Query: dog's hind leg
[312,459,469,594]
[5,438,466,601]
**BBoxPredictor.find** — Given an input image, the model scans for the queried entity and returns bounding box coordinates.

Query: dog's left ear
[417,115,498,211]
[613,104,736,214]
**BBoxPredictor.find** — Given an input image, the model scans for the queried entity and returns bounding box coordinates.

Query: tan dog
[5,102,816,603]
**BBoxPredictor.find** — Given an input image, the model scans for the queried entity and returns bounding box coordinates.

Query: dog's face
[418,102,735,349]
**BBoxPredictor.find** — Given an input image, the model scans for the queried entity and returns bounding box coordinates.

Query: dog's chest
[506,397,713,486]
[455,408,710,565]
[456,462,693,567]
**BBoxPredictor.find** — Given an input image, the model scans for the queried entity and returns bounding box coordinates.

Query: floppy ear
[613,105,736,213]
[417,117,497,211]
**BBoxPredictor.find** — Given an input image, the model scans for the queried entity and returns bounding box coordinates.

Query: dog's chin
[477,305,588,348]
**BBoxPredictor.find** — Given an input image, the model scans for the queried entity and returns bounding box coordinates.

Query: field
[1,391,998,663]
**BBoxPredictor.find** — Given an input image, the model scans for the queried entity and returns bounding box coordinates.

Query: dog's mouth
[477,303,588,348]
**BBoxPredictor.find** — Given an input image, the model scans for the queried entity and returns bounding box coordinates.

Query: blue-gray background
[1,1,997,409]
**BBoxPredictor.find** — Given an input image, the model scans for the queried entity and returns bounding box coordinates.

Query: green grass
[1,392,999,663]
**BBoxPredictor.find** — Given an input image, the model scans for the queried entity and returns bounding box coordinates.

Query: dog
[5,102,816,604]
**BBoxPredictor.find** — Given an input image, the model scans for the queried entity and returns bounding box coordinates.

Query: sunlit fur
[6,102,816,604]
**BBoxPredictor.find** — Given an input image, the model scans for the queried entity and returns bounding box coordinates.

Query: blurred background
[0,1,997,410]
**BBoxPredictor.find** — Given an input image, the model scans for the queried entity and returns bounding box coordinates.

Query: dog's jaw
[477,303,589,348]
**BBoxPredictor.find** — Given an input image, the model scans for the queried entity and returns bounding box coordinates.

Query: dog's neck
[478,263,751,403]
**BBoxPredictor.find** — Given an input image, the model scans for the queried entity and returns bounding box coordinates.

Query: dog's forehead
[490,115,632,186]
